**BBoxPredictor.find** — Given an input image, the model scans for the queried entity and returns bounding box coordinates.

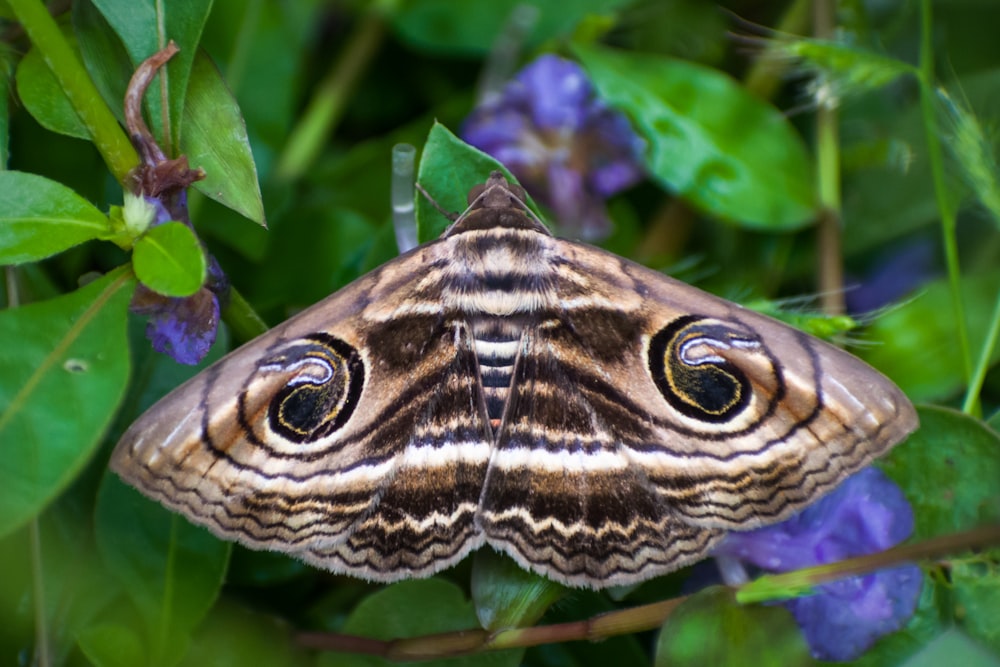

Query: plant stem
[813,0,844,316]
[7,0,138,184]
[221,286,269,342]
[963,290,1000,413]
[919,0,974,409]
[273,8,386,182]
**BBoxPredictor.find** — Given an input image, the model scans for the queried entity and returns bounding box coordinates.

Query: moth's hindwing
[113,173,918,589]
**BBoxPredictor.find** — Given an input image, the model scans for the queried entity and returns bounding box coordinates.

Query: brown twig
[124,41,203,197]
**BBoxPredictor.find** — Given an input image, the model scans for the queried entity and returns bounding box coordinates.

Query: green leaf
[319,579,522,667]
[899,628,1000,667]
[89,0,213,149]
[0,496,127,665]
[132,221,207,297]
[858,270,1000,401]
[0,269,134,537]
[16,38,89,139]
[879,405,1000,539]
[575,45,819,230]
[393,0,631,55]
[0,171,111,264]
[952,558,1000,653]
[0,47,12,165]
[77,622,147,667]
[181,51,266,226]
[654,587,814,667]
[94,475,231,666]
[72,0,136,129]
[416,122,523,242]
[470,549,566,630]
[178,599,313,667]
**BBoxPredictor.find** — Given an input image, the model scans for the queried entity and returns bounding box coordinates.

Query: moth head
[467,171,528,209]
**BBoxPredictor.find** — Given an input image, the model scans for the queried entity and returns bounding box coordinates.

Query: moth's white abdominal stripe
[111,172,918,589]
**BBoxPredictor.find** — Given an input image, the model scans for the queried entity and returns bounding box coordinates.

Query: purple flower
[462,54,645,239]
[714,467,922,661]
[128,190,227,366]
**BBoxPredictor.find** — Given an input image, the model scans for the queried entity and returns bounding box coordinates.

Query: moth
[112,172,918,589]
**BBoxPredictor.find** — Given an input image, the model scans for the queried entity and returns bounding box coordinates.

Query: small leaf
[0,171,110,264]
[470,549,566,630]
[94,475,230,665]
[654,587,814,667]
[132,222,207,297]
[575,45,818,230]
[320,579,522,667]
[16,40,89,139]
[416,123,527,242]
[0,270,134,537]
[181,51,266,226]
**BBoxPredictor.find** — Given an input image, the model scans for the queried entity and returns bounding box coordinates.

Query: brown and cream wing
[111,245,492,572]
[549,239,918,531]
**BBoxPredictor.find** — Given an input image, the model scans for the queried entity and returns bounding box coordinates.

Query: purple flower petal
[461,54,645,239]
[714,468,922,661]
[132,285,219,365]
[788,564,922,661]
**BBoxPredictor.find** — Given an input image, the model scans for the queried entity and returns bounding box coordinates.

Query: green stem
[918,0,974,407]
[813,0,844,316]
[273,8,386,181]
[221,286,269,342]
[7,0,138,183]
[30,520,50,667]
[962,289,1000,413]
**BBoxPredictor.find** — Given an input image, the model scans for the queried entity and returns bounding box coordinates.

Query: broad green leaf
[89,0,213,149]
[880,406,1000,539]
[77,622,147,667]
[132,221,207,297]
[470,549,566,630]
[0,269,133,537]
[181,51,265,226]
[319,579,522,667]
[859,271,1000,401]
[16,39,89,139]
[0,500,126,665]
[393,0,631,55]
[654,587,814,667]
[416,123,527,242]
[94,475,231,666]
[0,171,110,264]
[178,599,313,667]
[575,45,818,230]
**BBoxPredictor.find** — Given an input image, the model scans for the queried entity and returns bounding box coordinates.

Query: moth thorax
[471,317,527,424]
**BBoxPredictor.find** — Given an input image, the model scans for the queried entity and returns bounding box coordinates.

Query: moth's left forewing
[111,241,494,576]
[558,241,918,531]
